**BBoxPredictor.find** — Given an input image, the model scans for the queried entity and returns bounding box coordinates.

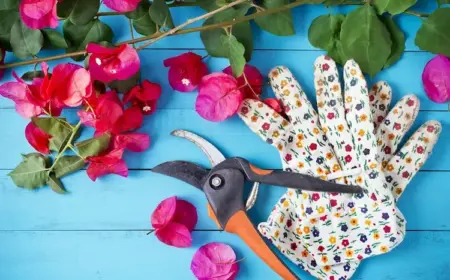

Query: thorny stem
[49,121,82,172]
[0,0,431,69]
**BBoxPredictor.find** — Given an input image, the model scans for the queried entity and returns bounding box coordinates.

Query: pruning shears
[152,130,363,280]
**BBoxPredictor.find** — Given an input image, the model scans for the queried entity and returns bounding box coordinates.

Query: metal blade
[151,161,208,190]
[171,130,225,166]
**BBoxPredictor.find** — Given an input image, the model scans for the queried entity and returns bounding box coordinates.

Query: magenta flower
[87,43,140,83]
[422,55,450,103]
[223,64,264,99]
[123,80,162,115]
[164,52,208,92]
[20,0,58,29]
[104,0,141,12]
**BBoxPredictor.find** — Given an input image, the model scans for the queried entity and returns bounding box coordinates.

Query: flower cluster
[1,43,161,192]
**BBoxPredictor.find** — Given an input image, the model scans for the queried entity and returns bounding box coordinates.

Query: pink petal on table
[195,73,243,122]
[223,64,264,99]
[164,52,208,93]
[173,199,198,232]
[151,196,177,228]
[191,243,239,280]
[86,149,128,181]
[77,110,97,127]
[112,106,143,134]
[0,82,43,118]
[20,0,58,29]
[64,68,93,107]
[422,55,450,103]
[104,0,141,12]
[25,122,51,154]
[155,222,192,248]
[113,133,150,152]
[88,43,140,83]
[263,98,283,113]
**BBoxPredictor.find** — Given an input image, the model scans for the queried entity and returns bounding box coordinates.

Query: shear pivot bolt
[210,175,224,189]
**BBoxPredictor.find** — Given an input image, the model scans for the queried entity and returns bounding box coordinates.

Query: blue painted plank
[0,109,447,170]
[1,50,444,111]
[0,170,448,231]
[0,230,449,280]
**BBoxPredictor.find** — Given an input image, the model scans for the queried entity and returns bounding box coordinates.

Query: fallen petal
[155,222,192,248]
[113,133,150,152]
[151,196,177,229]
[173,199,198,232]
[25,122,51,154]
[191,243,239,280]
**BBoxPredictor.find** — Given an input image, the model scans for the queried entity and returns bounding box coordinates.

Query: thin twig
[135,0,249,50]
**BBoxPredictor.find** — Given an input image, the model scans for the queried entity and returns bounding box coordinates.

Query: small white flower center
[143,106,151,112]
[110,69,117,74]
[182,78,191,86]
[95,57,102,65]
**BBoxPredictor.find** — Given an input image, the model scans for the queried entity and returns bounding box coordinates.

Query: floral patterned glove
[238,56,441,279]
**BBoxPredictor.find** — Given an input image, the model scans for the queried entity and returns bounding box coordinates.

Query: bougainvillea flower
[19,0,58,29]
[223,64,264,99]
[87,43,140,83]
[113,133,150,152]
[63,68,93,107]
[422,55,450,103]
[123,80,161,115]
[0,81,43,118]
[264,98,283,113]
[104,0,141,12]
[151,196,198,248]
[86,148,128,181]
[112,106,143,134]
[0,48,5,81]
[195,73,243,122]
[191,243,240,280]
[164,52,208,92]
[25,122,51,154]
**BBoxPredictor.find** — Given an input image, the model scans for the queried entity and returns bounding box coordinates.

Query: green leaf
[76,134,111,158]
[8,153,49,189]
[308,14,346,64]
[438,0,450,6]
[57,0,100,25]
[107,71,141,93]
[63,19,114,60]
[9,19,43,59]
[373,0,417,15]
[201,8,253,61]
[415,8,450,57]
[254,0,295,36]
[47,174,67,194]
[42,29,69,50]
[340,4,392,76]
[323,0,346,6]
[220,34,246,77]
[53,156,85,178]
[32,117,73,153]
[0,0,19,50]
[133,14,157,36]
[149,0,174,29]
[21,71,46,81]
[381,16,405,68]
[126,0,150,19]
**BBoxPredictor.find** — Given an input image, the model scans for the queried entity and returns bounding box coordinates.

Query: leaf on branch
[126,0,157,35]
[21,70,46,81]
[373,0,417,15]
[308,14,346,64]
[57,0,100,26]
[76,134,111,158]
[149,0,174,29]
[220,34,246,77]
[63,19,114,60]
[254,0,295,36]
[10,19,43,59]
[107,71,141,93]
[0,0,19,50]
[8,153,49,190]
[323,0,346,6]
[438,0,450,6]
[53,155,85,178]
[32,117,75,153]
[340,4,392,76]
[47,174,67,194]
[42,29,69,50]
[415,8,450,57]
[381,16,405,68]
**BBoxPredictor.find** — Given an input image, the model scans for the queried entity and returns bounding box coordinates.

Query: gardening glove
[238,56,441,279]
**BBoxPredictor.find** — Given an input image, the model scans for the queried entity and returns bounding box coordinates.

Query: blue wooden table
[1,2,449,280]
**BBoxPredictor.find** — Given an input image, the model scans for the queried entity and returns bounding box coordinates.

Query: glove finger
[385,120,442,200]
[377,95,420,167]
[269,66,319,125]
[370,81,392,130]
[315,56,358,172]
[238,99,290,148]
